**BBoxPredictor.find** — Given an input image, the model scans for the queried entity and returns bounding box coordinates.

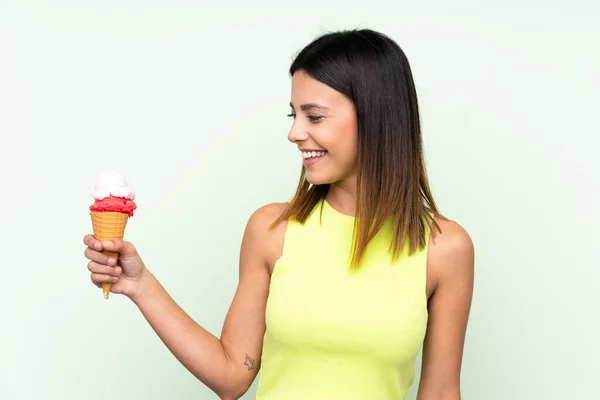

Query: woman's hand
[83,234,148,300]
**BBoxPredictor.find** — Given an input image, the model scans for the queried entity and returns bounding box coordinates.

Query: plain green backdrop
[1,1,598,399]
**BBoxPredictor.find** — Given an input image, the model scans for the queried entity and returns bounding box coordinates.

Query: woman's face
[287,70,358,188]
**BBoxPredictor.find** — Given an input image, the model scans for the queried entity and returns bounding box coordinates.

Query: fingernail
[94,243,102,250]
[102,241,112,247]
[113,276,118,282]
[107,257,116,265]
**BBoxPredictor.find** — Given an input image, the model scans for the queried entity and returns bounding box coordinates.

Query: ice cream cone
[91,211,129,299]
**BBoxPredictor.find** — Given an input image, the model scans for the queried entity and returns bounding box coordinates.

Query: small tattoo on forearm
[244,353,255,371]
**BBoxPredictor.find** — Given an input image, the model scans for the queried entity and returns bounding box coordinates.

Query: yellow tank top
[256,198,430,400]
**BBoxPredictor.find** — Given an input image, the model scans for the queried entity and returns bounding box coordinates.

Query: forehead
[290,70,345,107]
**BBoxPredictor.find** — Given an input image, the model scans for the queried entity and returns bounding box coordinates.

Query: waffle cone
[90,211,129,299]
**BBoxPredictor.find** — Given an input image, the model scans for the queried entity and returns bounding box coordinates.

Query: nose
[287,122,310,144]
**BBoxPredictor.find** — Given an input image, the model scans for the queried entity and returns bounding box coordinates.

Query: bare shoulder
[249,202,288,223]
[220,202,290,393]
[428,216,475,288]
[244,202,289,272]
[246,202,289,234]
[418,216,474,396]
[429,216,474,259]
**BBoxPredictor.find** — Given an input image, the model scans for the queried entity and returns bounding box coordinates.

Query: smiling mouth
[302,150,328,159]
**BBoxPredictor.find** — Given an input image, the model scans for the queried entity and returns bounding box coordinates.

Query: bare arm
[128,203,286,399]
[417,218,475,400]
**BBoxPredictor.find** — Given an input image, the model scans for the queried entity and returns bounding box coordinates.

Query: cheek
[327,137,357,171]
[317,120,358,166]
[339,118,358,158]
[344,144,359,168]
[340,131,358,164]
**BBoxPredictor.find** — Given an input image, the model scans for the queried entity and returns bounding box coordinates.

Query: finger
[84,247,117,266]
[88,261,121,276]
[100,238,124,253]
[101,238,134,256]
[83,234,103,251]
[91,273,119,284]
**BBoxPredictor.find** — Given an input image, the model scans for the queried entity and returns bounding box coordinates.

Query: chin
[305,171,336,186]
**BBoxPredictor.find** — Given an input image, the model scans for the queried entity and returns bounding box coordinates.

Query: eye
[308,115,323,123]
[287,113,296,119]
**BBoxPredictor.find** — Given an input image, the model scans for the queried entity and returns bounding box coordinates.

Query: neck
[326,179,357,217]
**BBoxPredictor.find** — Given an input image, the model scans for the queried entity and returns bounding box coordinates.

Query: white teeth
[302,151,327,159]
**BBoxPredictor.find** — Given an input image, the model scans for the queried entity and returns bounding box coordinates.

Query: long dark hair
[273,28,444,268]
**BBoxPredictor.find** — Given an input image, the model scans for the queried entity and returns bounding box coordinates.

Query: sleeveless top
[256,198,431,400]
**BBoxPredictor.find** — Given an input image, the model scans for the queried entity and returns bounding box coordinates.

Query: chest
[265,239,428,363]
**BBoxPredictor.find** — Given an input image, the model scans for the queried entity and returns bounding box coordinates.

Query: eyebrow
[289,102,330,111]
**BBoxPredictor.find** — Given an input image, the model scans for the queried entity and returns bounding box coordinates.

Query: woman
[83,28,474,400]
